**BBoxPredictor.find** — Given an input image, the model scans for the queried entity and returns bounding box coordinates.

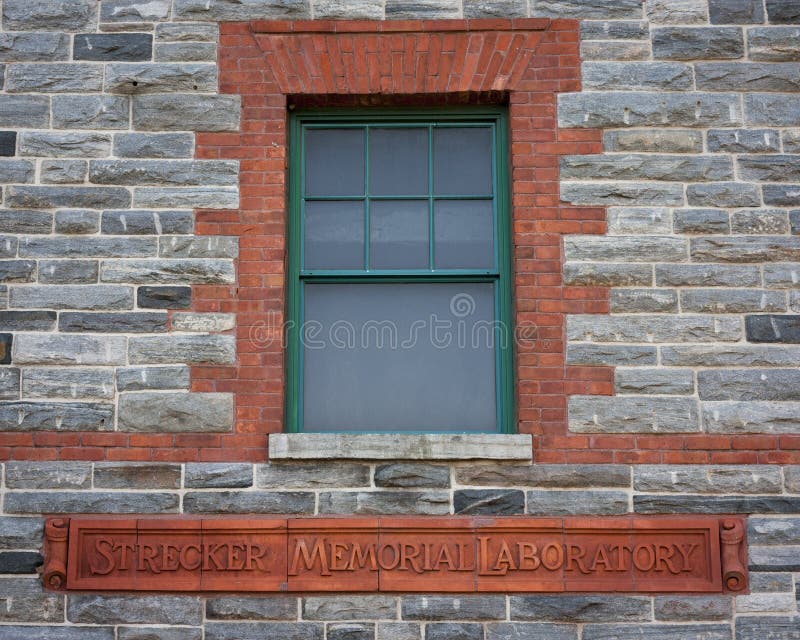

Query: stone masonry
[0,0,799,638]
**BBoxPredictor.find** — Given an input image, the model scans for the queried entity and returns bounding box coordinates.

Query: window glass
[433,126,493,195]
[305,128,364,197]
[369,127,428,196]
[434,200,494,269]
[304,201,364,270]
[370,200,429,269]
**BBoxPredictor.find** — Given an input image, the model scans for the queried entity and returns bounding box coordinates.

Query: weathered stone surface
[38,260,97,285]
[155,42,217,62]
[318,491,450,515]
[527,490,629,515]
[4,491,177,514]
[455,464,630,488]
[736,616,800,639]
[634,466,782,493]
[182,491,314,514]
[384,0,458,19]
[374,463,450,488]
[703,401,800,433]
[691,237,800,262]
[5,461,92,488]
[748,572,794,592]
[486,623,577,640]
[583,624,731,640]
[610,289,678,313]
[673,209,730,234]
[784,466,800,492]
[94,462,181,489]
[19,131,111,158]
[0,130,15,155]
[105,63,216,94]
[0,367,19,399]
[0,237,17,259]
[132,186,239,209]
[765,0,800,23]
[60,311,167,333]
[3,0,96,30]
[54,211,100,235]
[656,264,760,287]
[137,286,191,309]
[562,154,731,182]
[128,335,235,364]
[454,489,525,515]
[558,92,741,128]
[206,597,297,620]
[170,312,235,332]
[635,495,800,514]
[746,314,800,343]
[100,259,235,284]
[159,235,238,258]
[567,344,657,366]
[327,623,373,640]
[6,63,102,93]
[697,63,800,92]
[0,95,50,128]
[745,94,800,126]
[608,207,672,234]
[0,160,34,184]
[748,517,800,544]
[511,596,650,622]
[257,462,369,488]
[581,20,649,40]
[118,628,202,640]
[0,311,56,331]
[653,27,744,60]
[92,159,236,186]
[567,314,741,342]
[0,210,50,233]
[114,133,194,158]
[0,401,113,431]
[739,586,797,608]
[173,0,309,20]
[184,463,252,488]
[74,33,152,61]
[710,0,763,23]
[13,334,126,365]
[614,368,694,395]
[426,623,482,640]
[0,32,70,62]
[707,129,781,153]
[533,0,642,19]
[680,289,785,313]
[564,236,687,262]
[102,210,193,235]
[653,596,731,621]
[22,367,115,399]
[402,596,504,621]
[582,62,693,91]
[118,392,233,432]
[739,155,800,183]
[101,0,171,21]
[763,184,800,206]
[561,182,685,206]
[0,627,110,640]
[581,41,650,61]
[563,263,652,287]
[699,369,800,400]
[8,186,131,209]
[52,95,129,130]
[646,0,706,23]
[155,23,218,42]
[10,285,133,310]
[68,595,201,625]
[748,27,800,61]
[116,365,190,391]
[304,596,397,620]
[732,210,789,234]
[569,396,700,433]
[686,183,761,208]
[0,517,43,549]
[205,623,322,640]
[377,623,420,640]
[41,159,87,184]
[748,546,800,571]
[133,94,240,131]
[0,550,42,573]
[603,130,702,153]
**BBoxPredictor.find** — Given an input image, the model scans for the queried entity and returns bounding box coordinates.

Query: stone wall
[0,0,799,638]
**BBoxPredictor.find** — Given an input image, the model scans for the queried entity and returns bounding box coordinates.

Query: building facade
[1,0,800,638]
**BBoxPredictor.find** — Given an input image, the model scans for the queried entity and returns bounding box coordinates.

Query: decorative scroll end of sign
[42,517,70,591]
[720,518,747,592]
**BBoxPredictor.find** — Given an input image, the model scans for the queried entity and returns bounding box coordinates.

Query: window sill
[269,433,532,461]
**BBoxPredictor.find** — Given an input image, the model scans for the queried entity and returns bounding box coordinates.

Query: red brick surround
[3,19,798,464]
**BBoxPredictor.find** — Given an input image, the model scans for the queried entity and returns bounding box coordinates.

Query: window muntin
[288,109,512,434]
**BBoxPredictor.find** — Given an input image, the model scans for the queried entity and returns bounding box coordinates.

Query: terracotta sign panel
[42,516,747,594]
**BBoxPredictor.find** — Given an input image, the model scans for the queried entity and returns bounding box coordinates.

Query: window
[287,108,512,433]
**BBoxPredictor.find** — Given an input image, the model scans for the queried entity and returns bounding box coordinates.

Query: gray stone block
[155,23,218,41]
[581,41,650,61]
[59,311,167,333]
[746,314,800,343]
[173,0,309,20]
[656,264,760,287]
[527,489,629,515]
[53,211,100,235]
[748,572,794,592]
[425,624,481,640]
[0,550,42,573]
[698,369,800,400]
[569,396,700,433]
[561,182,685,206]
[558,92,741,129]
[653,596,731,621]
[615,368,694,395]
[0,311,56,331]
[748,547,800,571]
[454,489,524,515]
[686,183,761,208]
[101,0,171,21]
[38,260,98,284]
[455,464,631,488]
[5,461,92,489]
[377,623,420,640]
[785,466,800,492]
[101,210,193,235]
[766,0,800,23]
[0,517,43,549]
[567,314,741,342]
[748,517,800,544]
[159,235,238,258]
[697,63,800,92]
[610,289,677,313]
[583,624,731,640]
[486,623,577,640]
[562,154,731,182]
[257,462,370,488]
[608,207,672,235]
[567,344,657,366]
[707,129,781,153]
[745,94,800,126]
[534,0,642,18]
[511,596,650,622]
[133,94,240,131]
[91,159,236,186]
[581,20,649,40]
[185,462,252,488]
[691,237,800,262]
[374,463,450,488]
[6,63,102,93]
[603,130,702,153]
[634,495,800,514]
[114,133,194,158]
[318,491,449,515]
[105,63,216,94]
[0,367,19,399]
[52,95,129,130]
[132,187,239,209]
[653,27,744,60]
[118,629,201,640]
[182,491,314,514]
[74,33,152,61]
[3,0,96,30]
[328,624,373,640]
[581,62,693,91]
[0,401,113,431]
[0,627,110,640]
[22,367,115,399]
[634,466,782,493]
[462,0,526,18]
[384,0,459,19]
[12,334,126,366]
[155,42,217,62]
[562,263,652,287]
[564,236,687,262]
[20,131,111,157]
[645,0,707,23]
[673,209,730,234]
[129,335,235,364]
[763,185,800,206]
[101,259,235,284]
[116,365,190,391]
[0,160,34,184]
[710,0,763,22]
[10,285,133,310]
[735,616,800,639]
[0,32,70,62]
[0,210,50,234]
[739,155,800,182]
[41,160,87,184]
[0,261,35,283]
[680,289,785,313]
[0,236,17,258]
[4,491,178,514]
[206,596,296,620]
[8,186,131,210]
[68,595,201,625]
[118,392,233,432]
[703,401,800,433]
[170,312,235,332]
[0,95,50,128]
[748,27,800,61]
[94,462,181,489]
[732,210,789,234]
[205,623,322,640]
[303,596,397,620]
[137,285,191,308]
[403,596,504,621]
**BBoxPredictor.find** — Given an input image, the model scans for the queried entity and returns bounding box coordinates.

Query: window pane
[370,200,429,269]
[369,127,428,196]
[304,201,364,269]
[305,128,364,197]
[433,126,493,195]
[434,200,494,270]
[303,282,497,432]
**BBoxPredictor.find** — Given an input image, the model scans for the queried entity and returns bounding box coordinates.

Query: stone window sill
[268,433,532,461]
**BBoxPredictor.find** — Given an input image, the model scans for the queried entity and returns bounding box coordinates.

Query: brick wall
[0,0,799,638]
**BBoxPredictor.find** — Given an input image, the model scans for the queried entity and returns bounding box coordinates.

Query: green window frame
[286,107,514,434]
